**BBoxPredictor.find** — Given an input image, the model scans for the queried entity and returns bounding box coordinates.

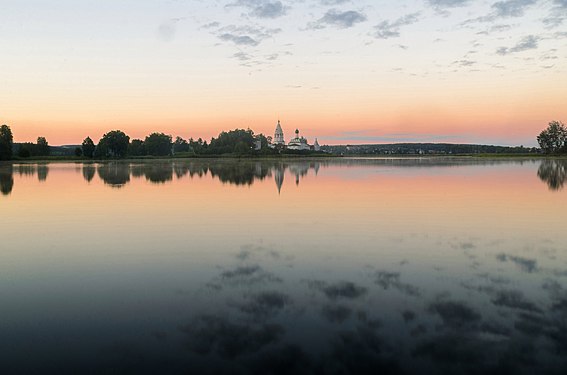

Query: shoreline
[2,153,566,164]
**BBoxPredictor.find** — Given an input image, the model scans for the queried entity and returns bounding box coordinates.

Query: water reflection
[165,238,567,373]
[4,158,562,195]
[0,164,13,195]
[82,164,96,183]
[92,160,322,191]
[37,164,49,181]
[13,163,49,181]
[538,159,567,190]
[208,162,271,186]
[17,164,37,176]
[97,163,130,187]
[145,163,174,184]
[2,158,567,373]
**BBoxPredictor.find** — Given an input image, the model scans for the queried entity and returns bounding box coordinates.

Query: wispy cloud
[220,33,259,46]
[228,0,288,19]
[310,9,367,29]
[233,51,253,61]
[320,0,350,5]
[461,0,537,27]
[453,59,477,67]
[217,25,281,46]
[427,0,471,14]
[373,13,420,39]
[492,0,537,17]
[427,0,471,7]
[496,35,540,55]
[543,0,567,28]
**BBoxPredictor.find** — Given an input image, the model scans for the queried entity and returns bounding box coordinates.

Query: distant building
[273,120,285,146]
[287,129,310,151]
[268,119,319,152]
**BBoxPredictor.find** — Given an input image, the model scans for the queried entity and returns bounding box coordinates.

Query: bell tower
[274,120,285,145]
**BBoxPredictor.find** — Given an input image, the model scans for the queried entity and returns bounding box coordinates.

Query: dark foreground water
[1,158,566,374]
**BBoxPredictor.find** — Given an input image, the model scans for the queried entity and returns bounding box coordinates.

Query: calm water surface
[1,158,566,374]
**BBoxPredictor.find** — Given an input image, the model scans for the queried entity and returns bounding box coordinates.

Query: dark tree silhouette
[173,136,190,153]
[128,139,146,156]
[0,124,14,160]
[537,121,567,154]
[82,137,96,158]
[36,137,50,156]
[144,133,172,156]
[208,128,255,155]
[96,130,130,158]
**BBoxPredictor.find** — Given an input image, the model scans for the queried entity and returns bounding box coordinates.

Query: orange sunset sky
[1,0,566,146]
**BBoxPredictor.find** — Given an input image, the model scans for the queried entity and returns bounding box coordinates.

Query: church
[269,120,320,151]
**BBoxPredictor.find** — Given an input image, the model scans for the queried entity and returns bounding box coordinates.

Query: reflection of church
[272,161,321,194]
[269,120,320,152]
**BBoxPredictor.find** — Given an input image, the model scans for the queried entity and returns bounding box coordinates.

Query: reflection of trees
[537,160,567,191]
[188,163,208,178]
[97,163,130,188]
[13,164,49,182]
[37,165,49,182]
[82,164,96,183]
[0,165,14,195]
[130,164,145,178]
[143,163,173,184]
[202,161,321,191]
[174,162,189,179]
[17,164,36,176]
[207,162,271,186]
[130,163,175,184]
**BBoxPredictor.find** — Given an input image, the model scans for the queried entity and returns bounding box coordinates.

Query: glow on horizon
[1,0,566,146]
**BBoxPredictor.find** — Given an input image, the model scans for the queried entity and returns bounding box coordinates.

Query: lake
[1,158,566,374]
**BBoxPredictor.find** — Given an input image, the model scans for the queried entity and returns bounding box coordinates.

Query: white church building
[269,120,320,151]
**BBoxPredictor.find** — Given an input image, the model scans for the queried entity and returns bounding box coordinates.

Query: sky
[0,0,566,146]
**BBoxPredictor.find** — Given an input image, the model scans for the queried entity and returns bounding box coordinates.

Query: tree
[207,128,255,155]
[18,143,33,158]
[173,136,190,153]
[74,147,83,157]
[82,137,96,158]
[234,141,250,155]
[96,130,130,158]
[189,137,206,154]
[36,137,50,156]
[537,121,567,154]
[0,124,14,160]
[128,139,146,156]
[144,132,172,156]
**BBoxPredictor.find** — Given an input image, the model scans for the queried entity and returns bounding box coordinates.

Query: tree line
[3,120,564,160]
[0,125,283,160]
